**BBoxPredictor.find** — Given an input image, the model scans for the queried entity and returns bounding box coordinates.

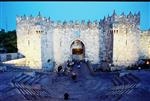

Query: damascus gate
[16,11,150,71]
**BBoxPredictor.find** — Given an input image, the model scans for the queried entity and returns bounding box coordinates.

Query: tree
[0,30,18,53]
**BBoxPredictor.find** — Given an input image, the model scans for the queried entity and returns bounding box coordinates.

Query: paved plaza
[0,62,150,101]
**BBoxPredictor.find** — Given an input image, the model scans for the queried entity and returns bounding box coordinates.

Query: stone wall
[52,21,100,66]
[16,11,150,70]
[140,30,150,59]
[113,23,140,66]
[0,53,23,62]
[41,26,54,70]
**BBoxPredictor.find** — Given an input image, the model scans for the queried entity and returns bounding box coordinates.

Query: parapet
[100,10,140,26]
[16,11,140,30]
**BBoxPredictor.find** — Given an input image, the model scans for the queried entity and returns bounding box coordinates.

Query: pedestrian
[77,65,80,69]
[64,93,69,100]
[57,66,62,76]
[58,66,62,72]
[71,72,77,80]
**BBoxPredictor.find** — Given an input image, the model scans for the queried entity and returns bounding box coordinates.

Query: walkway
[0,64,150,101]
[72,62,93,79]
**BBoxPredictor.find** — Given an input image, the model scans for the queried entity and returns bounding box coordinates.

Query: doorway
[70,40,85,61]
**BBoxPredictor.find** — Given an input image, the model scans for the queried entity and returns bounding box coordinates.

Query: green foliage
[0,29,18,53]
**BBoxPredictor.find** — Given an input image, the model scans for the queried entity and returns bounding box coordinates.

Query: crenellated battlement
[100,10,140,26]
[17,10,140,30]
[16,12,51,27]
[53,20,99,29]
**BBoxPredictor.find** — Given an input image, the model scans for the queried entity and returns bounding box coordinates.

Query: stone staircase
[11,72,46,85]
[99,73,141,101]
[112,73,140,86]
[8,72,51,101]
[10,82,51,101]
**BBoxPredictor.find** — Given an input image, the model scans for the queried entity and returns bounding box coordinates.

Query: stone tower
[16,12,54,70]
[112,11,141,67]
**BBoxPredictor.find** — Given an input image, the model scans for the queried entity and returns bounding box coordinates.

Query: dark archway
[70,40,85,61]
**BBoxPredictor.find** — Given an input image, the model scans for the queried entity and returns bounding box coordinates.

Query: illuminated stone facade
[140,30,150,59]
[16,11,150,70]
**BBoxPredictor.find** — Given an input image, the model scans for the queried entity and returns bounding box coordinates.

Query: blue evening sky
[0,2,150,31]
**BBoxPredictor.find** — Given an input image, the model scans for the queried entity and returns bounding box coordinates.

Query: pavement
[0,62,150,101]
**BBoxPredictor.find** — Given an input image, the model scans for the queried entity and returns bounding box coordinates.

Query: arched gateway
[70,40,85,61]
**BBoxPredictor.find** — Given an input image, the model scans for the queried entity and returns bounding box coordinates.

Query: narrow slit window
[28,40,30,46]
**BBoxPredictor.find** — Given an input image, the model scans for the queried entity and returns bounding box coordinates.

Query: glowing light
[146,61,149,65]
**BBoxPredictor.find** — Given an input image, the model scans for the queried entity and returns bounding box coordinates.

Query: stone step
[112,79,120,86]
[123,75,132,84]
[106,88,127,95]
[114,76,124,85]
[13,73,24,80]
[13,83,50,100]
[121,76,130,85]
[14,74,27,82]
[18,75,30,83]
[33,75,44,84]
[26,77,37,85]
[126,74,138,83]
[24,89,37,99]
[128,73,140,82]
[19,75,32,84]
[12,74,27,82]
[22,76,34,84]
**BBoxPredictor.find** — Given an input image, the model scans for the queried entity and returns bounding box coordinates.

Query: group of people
[56,60,83,81]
